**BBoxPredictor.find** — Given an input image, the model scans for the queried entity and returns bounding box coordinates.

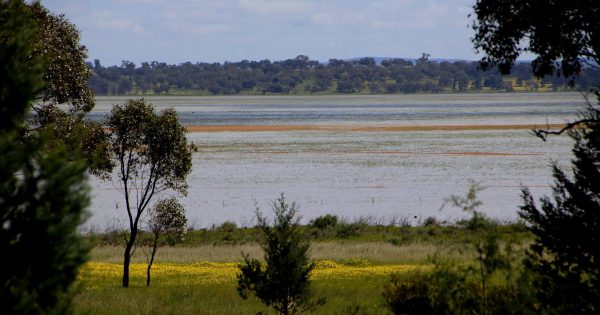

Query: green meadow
[75,222,531,314]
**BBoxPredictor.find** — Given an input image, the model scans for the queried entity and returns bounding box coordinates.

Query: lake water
[86,93,588,230]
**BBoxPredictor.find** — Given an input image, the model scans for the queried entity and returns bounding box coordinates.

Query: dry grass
[91,242,474,264]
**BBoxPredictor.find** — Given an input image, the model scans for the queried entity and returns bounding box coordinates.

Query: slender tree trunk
[123,229,137,287]
[147,234,159,286]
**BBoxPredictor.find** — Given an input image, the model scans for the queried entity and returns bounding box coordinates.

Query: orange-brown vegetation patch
[210,150,541,157]
[186,123,566,133]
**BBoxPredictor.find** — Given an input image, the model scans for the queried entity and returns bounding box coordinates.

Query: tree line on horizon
[87,55,600,96]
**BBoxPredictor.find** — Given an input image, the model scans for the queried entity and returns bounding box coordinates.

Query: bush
[385,184,534,315]
[423,216,439,227]
[309,214,338,230]
[336,219,368,239]
[383,273,434,315]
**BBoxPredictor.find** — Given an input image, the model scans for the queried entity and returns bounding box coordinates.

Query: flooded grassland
[86,93,585,229]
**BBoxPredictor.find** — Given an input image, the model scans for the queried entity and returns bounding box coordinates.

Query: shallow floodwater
[86,93,586,230]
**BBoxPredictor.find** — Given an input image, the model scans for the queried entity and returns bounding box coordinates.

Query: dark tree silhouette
[472,0,600,79]
[520,106,600,314]
[8,1,112,176]
[1,1,90,313]
[473,1,600,313]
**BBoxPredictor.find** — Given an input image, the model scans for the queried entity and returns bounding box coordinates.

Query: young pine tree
[237,194,324,315]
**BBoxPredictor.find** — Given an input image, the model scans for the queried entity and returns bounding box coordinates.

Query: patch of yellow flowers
[79,261,427,286]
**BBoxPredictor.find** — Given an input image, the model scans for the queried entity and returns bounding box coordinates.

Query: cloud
[91,11,145,33]
[407,3,449,29]
[311,11,366,26]
[184,24,231,36]
[239,0,315,16]
[45,0,481,65]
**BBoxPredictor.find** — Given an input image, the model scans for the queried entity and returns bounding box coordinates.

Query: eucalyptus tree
[146,197,187,286]
[105,99,192,287]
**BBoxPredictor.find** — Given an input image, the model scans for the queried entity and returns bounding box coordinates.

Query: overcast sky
[45,0,486,66]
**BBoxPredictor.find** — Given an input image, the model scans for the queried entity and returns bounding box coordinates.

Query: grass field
[75,220,532,314]
[76,259,428,314]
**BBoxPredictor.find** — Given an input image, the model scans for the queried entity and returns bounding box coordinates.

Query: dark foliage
[384,273,434,315]
[520,105,600,314]
[472,0,600,80]
[1,1,90,313]
[237,194,324,315]
[309,214,338,230]
[6,1,111,176]
[28,1,94,112]
[87,56,600,96]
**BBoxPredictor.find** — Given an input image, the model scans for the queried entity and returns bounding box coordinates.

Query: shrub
[309,214,338,230]
[423,216,439,227]
[383,273,434,315]
[335,219,368,239]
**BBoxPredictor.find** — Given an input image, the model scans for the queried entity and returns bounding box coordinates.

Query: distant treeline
[87,55,600,95]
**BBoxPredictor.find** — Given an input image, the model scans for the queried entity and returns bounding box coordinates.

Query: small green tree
[520,105,600,314]
[145,197,187,286]
[444,183,512,315]
[1,1,90,313]
[105,99,192,287]
[237,194,324,315]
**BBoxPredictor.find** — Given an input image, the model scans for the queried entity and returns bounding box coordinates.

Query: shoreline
[186,123,567,132]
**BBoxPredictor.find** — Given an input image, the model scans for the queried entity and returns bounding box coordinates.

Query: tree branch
[532,118,594,141]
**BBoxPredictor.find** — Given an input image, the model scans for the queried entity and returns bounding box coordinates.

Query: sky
[44,0,485,67]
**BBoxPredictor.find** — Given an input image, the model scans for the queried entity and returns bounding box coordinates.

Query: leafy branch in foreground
[1,1,90,313]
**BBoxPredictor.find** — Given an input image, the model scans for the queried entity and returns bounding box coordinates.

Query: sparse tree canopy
[148,197,187,242]
[105,98,192,287]
[1,1,90,313]
[237,194,324,315]
[146,197,187,286]
[472,0,600,79]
